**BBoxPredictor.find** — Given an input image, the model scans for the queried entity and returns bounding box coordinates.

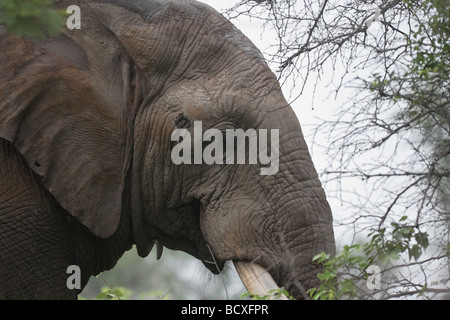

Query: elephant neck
[70,210,134,284]
[127,159,160,258]
[127,108,167,258]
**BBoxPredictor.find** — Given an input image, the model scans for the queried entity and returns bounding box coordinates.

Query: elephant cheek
[199,201,273,263]
[199,209,236,260]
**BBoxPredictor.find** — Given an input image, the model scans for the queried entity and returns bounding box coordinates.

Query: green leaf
[312,252,330,263]
[0,0,65,38]
[408,244,421,261]
[415,232,429,249]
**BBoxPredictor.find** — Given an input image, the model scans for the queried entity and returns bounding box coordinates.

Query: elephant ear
[0,8,138,238]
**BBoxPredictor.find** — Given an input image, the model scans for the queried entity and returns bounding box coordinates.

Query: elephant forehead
[88,3,175,72]
[89,0,264,74]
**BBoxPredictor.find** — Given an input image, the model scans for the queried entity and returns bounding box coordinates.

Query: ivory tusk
[234,261,288,300]
[155,240,164,260]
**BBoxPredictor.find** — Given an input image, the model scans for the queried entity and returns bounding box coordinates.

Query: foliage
[308,216,435,300]
[80,281,171,300]
[0,0,65,37]
[95,286,133,300]
[240,288,294,300]
[92,286,171,300]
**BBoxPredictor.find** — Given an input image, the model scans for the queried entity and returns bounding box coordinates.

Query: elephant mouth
[233,260,289,300]
[199,248,288,299]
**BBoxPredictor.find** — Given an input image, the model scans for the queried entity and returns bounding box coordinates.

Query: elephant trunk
[201,177,335,300]
[265,166,336,299]
[259,118,336,299]
[267,104,336,299]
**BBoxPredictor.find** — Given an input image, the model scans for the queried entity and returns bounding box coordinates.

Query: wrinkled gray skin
[0,0,335,299]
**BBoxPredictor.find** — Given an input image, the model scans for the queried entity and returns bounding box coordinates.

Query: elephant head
[0,0,335,299]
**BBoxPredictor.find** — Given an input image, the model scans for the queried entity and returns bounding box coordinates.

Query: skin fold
[0,0,335,299]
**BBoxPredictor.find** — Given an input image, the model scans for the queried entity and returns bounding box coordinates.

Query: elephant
[0,0,335,299]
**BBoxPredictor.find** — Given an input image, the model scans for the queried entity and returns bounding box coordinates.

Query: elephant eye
[174,113,191,129]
